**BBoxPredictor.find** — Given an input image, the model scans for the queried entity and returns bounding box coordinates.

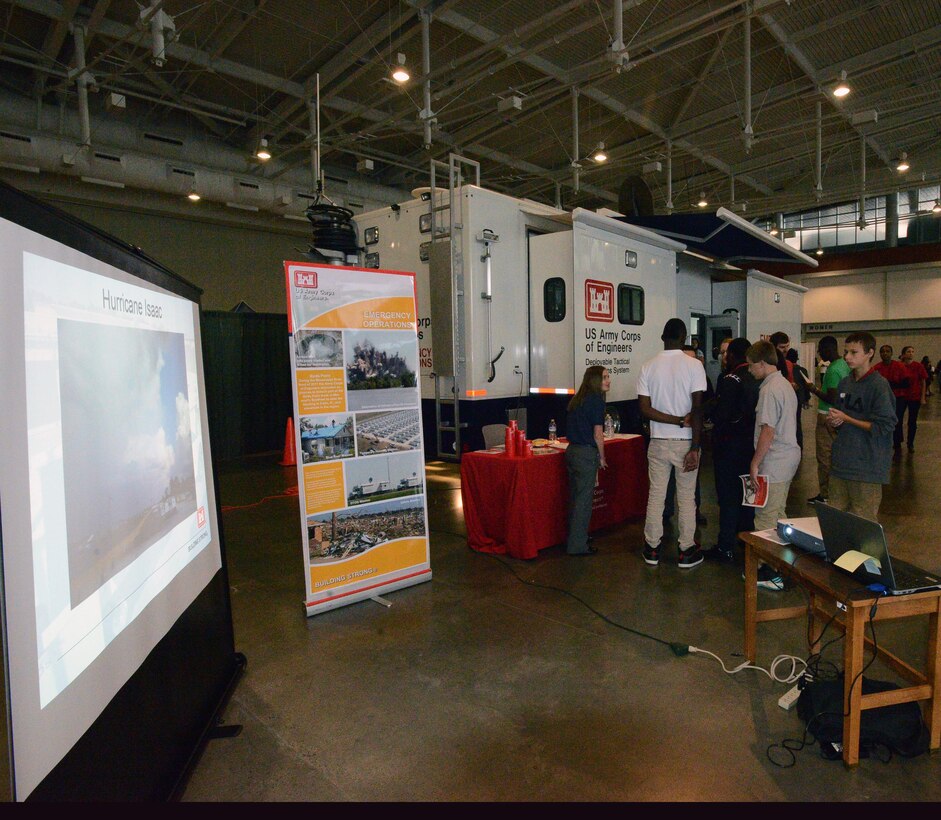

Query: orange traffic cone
[279,417,297,466]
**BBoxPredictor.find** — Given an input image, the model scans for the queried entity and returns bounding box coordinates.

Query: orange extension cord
[221,485,298,513]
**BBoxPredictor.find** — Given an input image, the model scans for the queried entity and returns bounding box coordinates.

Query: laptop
[815,503,941,596]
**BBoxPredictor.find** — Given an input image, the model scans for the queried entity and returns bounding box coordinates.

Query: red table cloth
[460,435,649,560]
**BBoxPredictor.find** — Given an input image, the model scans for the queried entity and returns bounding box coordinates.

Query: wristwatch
[689,444,701,451]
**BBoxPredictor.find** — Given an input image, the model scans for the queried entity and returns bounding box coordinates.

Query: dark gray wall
[55,200,310,313]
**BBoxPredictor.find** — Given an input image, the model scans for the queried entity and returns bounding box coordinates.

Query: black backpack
[796,675,931,760]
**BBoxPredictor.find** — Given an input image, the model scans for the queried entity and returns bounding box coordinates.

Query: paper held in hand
[740,474,770,508]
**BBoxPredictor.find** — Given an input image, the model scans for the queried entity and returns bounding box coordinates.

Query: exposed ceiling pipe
[309,75,321,195]
[420,9,434,149]
[141,0,176,68]
[70,24,93,149]
[858,136,867,228]
[571,88,580,195]
[607,0,629,73]
[815,100,823,199]
[743,4,753,153]
[666,139,673,213]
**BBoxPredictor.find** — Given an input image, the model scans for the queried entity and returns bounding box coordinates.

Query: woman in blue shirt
[564,366,610,555]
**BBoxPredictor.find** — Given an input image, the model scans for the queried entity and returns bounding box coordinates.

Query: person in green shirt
[801,336,850,504]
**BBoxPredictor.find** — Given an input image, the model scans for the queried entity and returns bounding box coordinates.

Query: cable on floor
[766,597,883,768]
[221,485,298,513]
[686,647,807,682]
[482,551,694,657]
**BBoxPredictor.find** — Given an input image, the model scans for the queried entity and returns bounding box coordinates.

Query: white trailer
[706,270,809,387]
[352,165,813,459]
[527,208,686,403]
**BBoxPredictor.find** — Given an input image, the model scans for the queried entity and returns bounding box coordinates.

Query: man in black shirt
[702,338,759,565]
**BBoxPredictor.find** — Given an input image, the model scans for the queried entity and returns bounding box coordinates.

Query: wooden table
[741,530,941,768]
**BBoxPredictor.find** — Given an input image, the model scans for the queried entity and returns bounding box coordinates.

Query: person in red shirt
[895,345,929,453]
[874,344,908,453]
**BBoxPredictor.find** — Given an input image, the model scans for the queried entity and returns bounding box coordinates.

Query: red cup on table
[515,429,526,453]
[504,425,516,457]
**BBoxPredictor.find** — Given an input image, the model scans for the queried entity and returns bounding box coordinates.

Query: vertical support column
[72,25,91,148]
[743,4,753,153]
[420,9,434,150]
[886,191,899,247]
[309,76,321,193]
[571,88,580,195]
[815,101,823,199]
[859,137,867,229]
[666,139,673,213]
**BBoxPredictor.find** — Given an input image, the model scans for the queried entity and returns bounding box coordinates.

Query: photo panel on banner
[284,262,432,616]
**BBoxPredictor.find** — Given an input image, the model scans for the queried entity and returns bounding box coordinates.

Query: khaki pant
[828,477,883,522]
[644,439,699,550]
[815,413,837,497]
[753,481,792,532]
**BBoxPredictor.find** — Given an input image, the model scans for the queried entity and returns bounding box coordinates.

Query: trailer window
[617,284,644,325]
[543,278,565,322]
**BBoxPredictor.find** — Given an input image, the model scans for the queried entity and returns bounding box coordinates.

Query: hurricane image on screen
[58,319,198,606]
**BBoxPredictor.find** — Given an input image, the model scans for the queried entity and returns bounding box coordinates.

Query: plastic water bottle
[548,419,557,441]
[604,414,614,437]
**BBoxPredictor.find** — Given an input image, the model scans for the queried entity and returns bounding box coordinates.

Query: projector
[776,516,826,559]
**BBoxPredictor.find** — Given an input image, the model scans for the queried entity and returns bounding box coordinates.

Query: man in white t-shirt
[637,318,707,568]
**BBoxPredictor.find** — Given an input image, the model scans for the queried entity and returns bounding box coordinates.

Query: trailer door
[528,230,574,395]
[702,311,741,386]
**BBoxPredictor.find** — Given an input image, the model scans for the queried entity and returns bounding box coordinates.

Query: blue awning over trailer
[614,207,818,269]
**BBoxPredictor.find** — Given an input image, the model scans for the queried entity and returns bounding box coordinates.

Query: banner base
[304,569,432,617]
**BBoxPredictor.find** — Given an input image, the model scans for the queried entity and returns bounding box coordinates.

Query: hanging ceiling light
[187,190,200,202]
[697,192,708,208]
[932,199,941,214]
[391,53,410,83]
[895,152,910,172]
[592,142,607,163]
[815,246,824,256]
[769,226,779,236]
[256,137,272,161]
[832,70,850,98]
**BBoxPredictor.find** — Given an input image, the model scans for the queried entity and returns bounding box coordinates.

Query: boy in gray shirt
[747,340,801,590]
[827,331,897,522]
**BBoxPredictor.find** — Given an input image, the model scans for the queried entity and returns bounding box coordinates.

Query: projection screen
[0,185,228,800]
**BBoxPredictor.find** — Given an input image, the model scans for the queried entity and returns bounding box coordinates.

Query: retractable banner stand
[284,262,432,616]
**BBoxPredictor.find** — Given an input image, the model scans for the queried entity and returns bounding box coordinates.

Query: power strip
[778,683,802,711]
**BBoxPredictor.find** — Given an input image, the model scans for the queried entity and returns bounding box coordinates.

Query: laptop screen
[815,503,894,586]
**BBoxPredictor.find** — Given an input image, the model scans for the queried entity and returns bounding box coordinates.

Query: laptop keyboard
[892,563,932,590]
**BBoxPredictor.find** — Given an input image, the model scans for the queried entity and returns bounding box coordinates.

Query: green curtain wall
[201,311,294,461]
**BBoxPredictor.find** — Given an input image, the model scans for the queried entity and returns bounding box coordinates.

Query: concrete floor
[181,397,941,802]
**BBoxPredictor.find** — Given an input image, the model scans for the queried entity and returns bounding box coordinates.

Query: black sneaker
[678,545,703,569]
[807,494,827,504]
[757,565,785,590]
[702,545,735,564]
[642,544,660,566]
